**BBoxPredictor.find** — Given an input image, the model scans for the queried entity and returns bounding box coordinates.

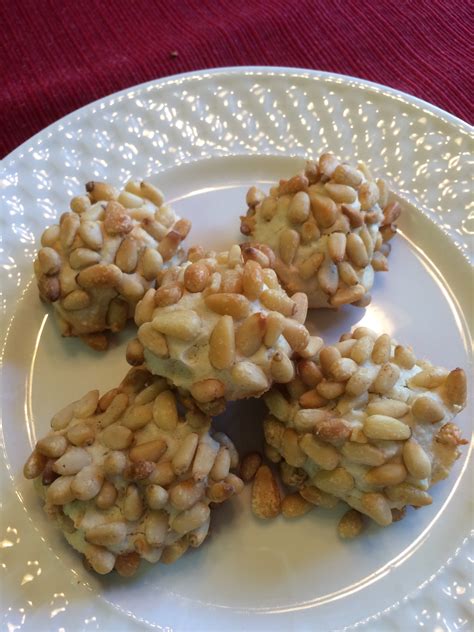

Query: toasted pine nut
[350,336,374,364]
[371,334,391,364]
[59,213,80,250]
[231,362,268,394]
[23,450,48,479]
[153,390,178,430]
[361,492,392,526]
[100,425,133,450]
[241,260,264,300]
[330,284,366,307]
[281,493,313,518]
[298,252,324,280]
[346,233,369,268]
[298,335,324,359]
[338,509,364,539]
[366,398,409,418]
[36,434,68,458]
[365,463,407,486]
[191,379,225,403]
[37,274,60,302]
[292,408,325,433]
[282,319,310,352]
[341,442,385,466]
[300,433,340,470]
[316,380,345,400]
[38,247,61,275]
[84,545,116,575]
[154,283,183,308]
[346,366,378,396]
[237,451,261,483]
[263,417,285,449]
[403,440,432,479]
[213,432,239,468]
[187,517,210,548]
[260,196,278,220]
[235,313,266,356]
[364,415,411,440]
[121,403,153,431]
[207,315,235,370]
[183,262,210,293]
[333,164,363,187]
[126,338,145,366]
[152,309,201,341]
[71,464,104,501]
[172,433,199,475]
[40,224,60,247]
[317,258,339,295]
[193,435,220,482]
[338,261,359,286]
[205,293,250,319]
[279,228,300,265]
[314,467,354,496]
[45,475,75,505]
[371,251,389,272]
[314,418,352,444]
[393,345,416,369]
[299,388,328,409]
[371,363,400,394]
[85,522,127,547]
[410,367,448,389]
[325,183,357,204]
[328,357,357,382]
[123,484,143,521]
[161,538,189,564]
[444,368,467,406]
[246,186,265,208]
[206,479,234,502]
[280,428,305,467]
[251,465,281,519]
[310,192,337,227]
[287,191,310,224]
[412,396,445,423]
[77,263,122,289]
[169,479,205,511]
[171,501,210,535]
[103,451,128,476]
[264,311,285,346]
[115,552,141,577]
[260,289,295,316]
[98,393,129,428]
[335,338,357,356]
[328,232,347,263]
[95,480,118,510]
[300,485,339,508]
[297,360,323,387]
[130,439,167,463]
[270,351,295,383]
[52,447,91,475]
[209,447,231,481]
[138,322,169,358]
[385,483,433,507]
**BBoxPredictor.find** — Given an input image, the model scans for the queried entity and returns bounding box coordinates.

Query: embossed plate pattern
[1,68,472,631]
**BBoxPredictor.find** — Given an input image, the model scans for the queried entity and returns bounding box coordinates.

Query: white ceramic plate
[1,67,472,632]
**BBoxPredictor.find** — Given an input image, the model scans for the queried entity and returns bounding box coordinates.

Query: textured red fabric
[1,0,472,158]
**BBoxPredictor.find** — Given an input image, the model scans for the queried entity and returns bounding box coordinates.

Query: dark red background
[1,0,472,158]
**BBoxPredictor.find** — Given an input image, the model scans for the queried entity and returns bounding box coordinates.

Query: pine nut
[299,388,328,408]
[403,440,432,479]
[371,251,389,272]
[281,493,313,518]
[330,357,358,381]
[77,263,122,289]
[126,338,145,366]
[298,335,324,359]
[66,422,95,447]
[298,252,324,280]
[263,311,285,346]
[444,368,467,406]
[59,213,80,250]
[171,502,210,535]
[366,398,409,418]
[316,380,345,400]
[279,228,300,265]
[23,450,48,479]
[46,475,76,505]
[38,247,61,275]
[95,481,118,510]
[152,390,178,431]
[192,435,220,482]
[393,345,416,369]
[205,293,250,319]
[288,191,311,223]
[382,201,401,226]
[364,415,411,440]
[410,367,448,388]
[333,164,363,187]
[330,284,365,307]
[36,434,68,458]
[361,492,392,526]
[300,485,339,508]
[138,322,169,357]
[317,258,339,295]
[129,439,167,463]
[346,233,369,268]
[280,428,306,467]
[338,509,364,539]
[351,336,374,364]
[300,219,321,243]
[270,351,295,383]
[183,262,209,293]
[71,464,104,501]
[100,425,132,450]
[161,538,189,564]
[310,192,338,227]
[371,363,400,394]
[235,313,266,356]
[251,465,281,519]
[365,463,407,486]
[85,522,127,546]
[210,447,231,481]
[328,232,347,263]
[372,334,391,364]
[346,366,378,396]
[314,467,354,495]
[231,362,268,394]
[123,484,144,521]
[121,403,153,430]
[98,393,129,428]
[341,442,385,466]
[299,434,340,470]
[190,379,225,403]
[297,360,323,387]
[52,447,91,475]
[385,483,432,507]
[172,433,199,475]
[187,517,210,548]
[412,396,445,423]
[325,183,356,204]
[263,416,285,449]
[103,451,128,476]
[246,186,265,208]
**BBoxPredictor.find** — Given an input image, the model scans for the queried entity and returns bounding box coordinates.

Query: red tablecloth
[1,0,471,158]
